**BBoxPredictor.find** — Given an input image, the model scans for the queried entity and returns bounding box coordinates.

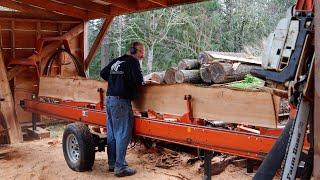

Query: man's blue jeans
[106,96,134,173]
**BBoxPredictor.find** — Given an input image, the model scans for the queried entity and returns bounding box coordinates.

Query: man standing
[100,42,144,177]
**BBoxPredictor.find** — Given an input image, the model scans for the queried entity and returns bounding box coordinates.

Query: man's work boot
[115,167,137,177]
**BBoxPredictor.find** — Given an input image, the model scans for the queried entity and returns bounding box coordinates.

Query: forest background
[88,0,295,79]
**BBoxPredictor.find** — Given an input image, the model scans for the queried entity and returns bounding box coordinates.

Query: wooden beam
[85,17,113,70]
[0,0,78,21]
[0,48,23,143]
[314,0,320,178]
[55,0,110,16]
[101,0,137,11]
[0,11,81,22]
[39,76,106,103]
[17,0,91,19]
[38,76,280,128]
[7,23,84,80]
[7,66,29,81]
[146,0,168,7]
[11,21,15,59]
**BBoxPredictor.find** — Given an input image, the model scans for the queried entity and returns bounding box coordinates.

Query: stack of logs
[145,51,261,85]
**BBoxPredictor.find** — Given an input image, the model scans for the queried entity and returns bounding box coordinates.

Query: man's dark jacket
[100,55,144,100]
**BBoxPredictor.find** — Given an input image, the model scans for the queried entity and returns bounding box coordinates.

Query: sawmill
[0,0,318,179]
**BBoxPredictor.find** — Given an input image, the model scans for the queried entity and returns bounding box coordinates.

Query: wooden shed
[0,0,204,143]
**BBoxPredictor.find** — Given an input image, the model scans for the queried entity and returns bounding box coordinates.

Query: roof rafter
[55,0,111,17]
[146,0,168,7]
[17,0,92,20]
[0,0,78,20]
[101,0,138,11]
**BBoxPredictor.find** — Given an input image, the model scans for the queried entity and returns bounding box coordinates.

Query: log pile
[147,52,261,85]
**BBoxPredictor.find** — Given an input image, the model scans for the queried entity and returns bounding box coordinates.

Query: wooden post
[314,0,320,178]
[84,17,114,70]
[0,48,22,143]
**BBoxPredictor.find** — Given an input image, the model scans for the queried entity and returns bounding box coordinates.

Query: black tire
[62,123,95,172]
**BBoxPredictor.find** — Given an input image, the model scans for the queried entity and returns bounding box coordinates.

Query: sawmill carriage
[0,0,318,179]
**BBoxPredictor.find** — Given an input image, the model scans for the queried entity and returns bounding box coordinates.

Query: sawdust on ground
[0,126,254,180]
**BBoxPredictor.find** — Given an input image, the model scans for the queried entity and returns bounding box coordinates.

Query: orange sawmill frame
[21,98,281,160]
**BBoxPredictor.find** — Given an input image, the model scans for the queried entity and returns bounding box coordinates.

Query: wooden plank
[200,51,261,65]
[146,0,168,7]
[0,49,22,143]
[39,76,106,104]
[133,84,279,128]
[0,12,81,23]
[84,17,113,70]
[18,0,91,20]
[7,66,29,81]
[0,0,78,21]
[56,0,110,15]
[10,21,15,59]
[38,77,279,128]
[101,0,137,11]
[314,0,320,178]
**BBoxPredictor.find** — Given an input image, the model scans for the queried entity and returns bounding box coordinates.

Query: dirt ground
[0,125,254,180]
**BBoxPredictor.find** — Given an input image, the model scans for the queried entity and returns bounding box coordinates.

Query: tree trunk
[175,70,201,84]
[147,44,154,73]
[101,36,109,70]
[164,67,177,84]
[200,64,213,84]
[177,59,200,70]
[209,62,260,83]
[151,71,165,84]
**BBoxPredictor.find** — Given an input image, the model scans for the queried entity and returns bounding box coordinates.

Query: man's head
[129,42,145,60]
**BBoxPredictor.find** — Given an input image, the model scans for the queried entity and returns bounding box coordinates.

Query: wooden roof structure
[0,0,205,21]
[0,0,206,69]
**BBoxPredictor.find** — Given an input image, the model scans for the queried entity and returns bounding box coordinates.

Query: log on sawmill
[164,67,178,84]
[144,72,165,84]
[209,62,260,84]
[175,70,201,84]
[151,72,165,84]
[200,64,213,84]
[198,51,260,65]
[177,59,200,70]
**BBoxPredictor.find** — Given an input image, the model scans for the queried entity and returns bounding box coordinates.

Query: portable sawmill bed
[20,76,283,158]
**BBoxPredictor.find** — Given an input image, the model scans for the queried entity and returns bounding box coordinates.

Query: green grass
[228,74,264,90]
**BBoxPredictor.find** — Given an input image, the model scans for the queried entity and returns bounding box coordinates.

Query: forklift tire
[62,123,95,172]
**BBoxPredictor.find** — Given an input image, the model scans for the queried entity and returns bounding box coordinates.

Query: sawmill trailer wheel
[62,123,97,172]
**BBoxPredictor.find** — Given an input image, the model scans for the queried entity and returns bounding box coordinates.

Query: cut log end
[164,68,177,84]
[209,63,227,84]
[175,71,184,83]
[200,65,212,84]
